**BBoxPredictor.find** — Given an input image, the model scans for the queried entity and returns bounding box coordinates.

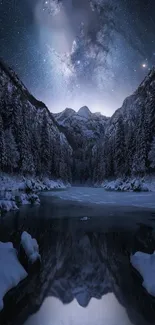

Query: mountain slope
[0,59,72,182]
[93,68,155,182]
[54,107,109,182]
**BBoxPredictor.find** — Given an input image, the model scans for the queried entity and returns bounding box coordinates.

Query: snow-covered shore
[0,174,70,193]
[98,177,155,192]
[0,173,69,213]
[0,232,40,311]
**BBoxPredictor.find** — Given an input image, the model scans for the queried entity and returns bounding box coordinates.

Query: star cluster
[0,0,155,115]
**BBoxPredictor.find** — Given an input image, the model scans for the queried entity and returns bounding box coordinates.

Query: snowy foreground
[131,251,155,297]
[0,232,40,311]
[0,242,27,311]
[0,174,69,213]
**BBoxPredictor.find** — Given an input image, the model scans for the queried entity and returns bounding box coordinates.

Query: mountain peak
[77,106,92,119]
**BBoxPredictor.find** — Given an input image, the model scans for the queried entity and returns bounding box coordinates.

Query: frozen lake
[41,186,155,209]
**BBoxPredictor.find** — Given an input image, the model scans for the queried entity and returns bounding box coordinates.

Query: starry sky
[0,0,155,116]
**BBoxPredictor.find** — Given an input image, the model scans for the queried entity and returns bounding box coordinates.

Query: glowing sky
[0,0,155,115]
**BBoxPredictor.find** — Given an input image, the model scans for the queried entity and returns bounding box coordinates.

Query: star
[142,63,147,68]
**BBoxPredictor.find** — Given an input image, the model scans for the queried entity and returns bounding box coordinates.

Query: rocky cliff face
[0,59,72,182]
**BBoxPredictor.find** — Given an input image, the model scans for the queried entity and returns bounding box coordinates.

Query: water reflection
[1,193,155,325]
[25,294,133,325]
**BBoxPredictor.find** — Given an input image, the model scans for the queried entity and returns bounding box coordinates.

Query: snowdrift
[131,251,155,297]
[0,242,27,311]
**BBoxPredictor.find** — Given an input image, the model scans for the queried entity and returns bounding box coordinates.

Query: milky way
[0,0,155,115]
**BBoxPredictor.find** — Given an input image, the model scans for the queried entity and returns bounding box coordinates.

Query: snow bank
[0,200,18,212]
[0,242,27,311]
[0,192,18,212]
[0,173,69,193]
[102,178,150,192]
[0,173,69,212]
[21,232,41,264]
[18,193,40,205]
[0,192,40,213]
[42,178,67,190]
[130,251,155,296]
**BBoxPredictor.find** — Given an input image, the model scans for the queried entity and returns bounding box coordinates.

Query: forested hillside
[0,60,72,182]
[92,68,155,183]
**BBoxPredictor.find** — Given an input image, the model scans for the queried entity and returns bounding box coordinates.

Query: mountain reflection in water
[25,294,133,325]
[1,191,155,325]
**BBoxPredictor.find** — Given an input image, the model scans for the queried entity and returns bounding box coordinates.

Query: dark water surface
[0,188,155,325]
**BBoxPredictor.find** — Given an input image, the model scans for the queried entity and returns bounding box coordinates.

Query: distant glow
[2,0,155,116]
[25,294,133,325]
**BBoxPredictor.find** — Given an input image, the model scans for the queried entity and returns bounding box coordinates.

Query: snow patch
[0,191,18,212]
[0,242,27,311]
[18,193,40,205]
[21,232,41,264]
[130,251,155,296]
[80,217,89,221]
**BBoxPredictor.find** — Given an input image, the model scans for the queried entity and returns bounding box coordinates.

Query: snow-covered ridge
[54,106,108,125]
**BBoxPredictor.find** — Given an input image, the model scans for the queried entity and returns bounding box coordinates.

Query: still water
[1,187,155,325]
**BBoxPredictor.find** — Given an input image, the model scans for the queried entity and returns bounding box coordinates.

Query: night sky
[0,0,155,115]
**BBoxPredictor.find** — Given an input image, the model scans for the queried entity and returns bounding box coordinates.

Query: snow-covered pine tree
[132,108,147,175]
[0,114,6,170]
[40,113,50,174]
[114,116,125,176]
[20,104,35,175]
[148,136,155,169]
[4,129,19,173]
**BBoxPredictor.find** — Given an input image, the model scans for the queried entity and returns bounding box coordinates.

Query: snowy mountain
[77,106,92,119]
[54,106,109,182]
[0,59,72,182]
